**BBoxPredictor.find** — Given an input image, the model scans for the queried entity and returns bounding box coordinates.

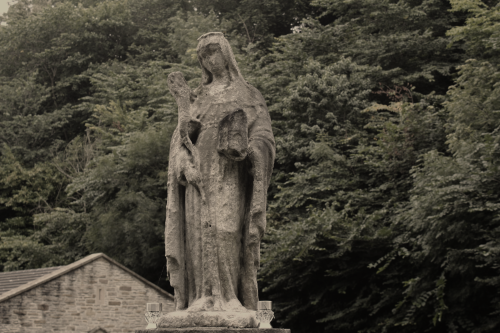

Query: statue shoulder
[241,82,266,106]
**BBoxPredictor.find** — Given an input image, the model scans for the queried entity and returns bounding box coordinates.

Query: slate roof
[0,253,173,303]
[0,266,63,295]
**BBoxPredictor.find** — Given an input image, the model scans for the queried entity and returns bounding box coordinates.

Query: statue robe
[165,82,275,311]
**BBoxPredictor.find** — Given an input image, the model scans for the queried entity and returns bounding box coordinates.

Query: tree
[0,0,182,273]
[191,0,314,47]
[376,1,500,331]
[256,1,467,332]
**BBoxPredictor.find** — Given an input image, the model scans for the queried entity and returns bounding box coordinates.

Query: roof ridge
[0,253,173,303]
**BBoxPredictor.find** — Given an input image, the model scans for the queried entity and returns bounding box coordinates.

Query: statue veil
[197,32,246,86]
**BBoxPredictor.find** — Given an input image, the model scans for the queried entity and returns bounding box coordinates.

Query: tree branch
[237,13,252,44]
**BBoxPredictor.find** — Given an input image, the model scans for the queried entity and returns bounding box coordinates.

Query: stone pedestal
[157,311,258,329]
[136,329,290,333]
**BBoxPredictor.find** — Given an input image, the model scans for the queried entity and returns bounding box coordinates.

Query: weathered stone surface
[136,329,290,333]
[163,32,276,327]
[158,311,258,328]
[217,109,248,161]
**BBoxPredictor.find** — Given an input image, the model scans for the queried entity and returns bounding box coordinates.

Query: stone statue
[159,32,275,328]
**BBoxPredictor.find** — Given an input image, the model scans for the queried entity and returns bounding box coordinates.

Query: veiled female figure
[164,32,275,317]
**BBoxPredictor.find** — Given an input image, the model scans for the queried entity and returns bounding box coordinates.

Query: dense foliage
[1,0,499,332]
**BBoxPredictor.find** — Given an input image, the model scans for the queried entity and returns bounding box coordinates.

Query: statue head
[197,32,243,85]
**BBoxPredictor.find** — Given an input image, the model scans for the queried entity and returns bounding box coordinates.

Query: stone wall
[0,257,174,333]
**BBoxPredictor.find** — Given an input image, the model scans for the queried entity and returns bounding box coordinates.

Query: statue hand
[183,163,202,186]
[247,145,263,181]
[175,147,202,186]
[249,223,263,243]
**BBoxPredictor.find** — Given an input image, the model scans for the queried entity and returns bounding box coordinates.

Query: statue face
[199,43,227,78]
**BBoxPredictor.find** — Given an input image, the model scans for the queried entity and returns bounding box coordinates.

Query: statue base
[156,311,259,328]
[136,329,290,333]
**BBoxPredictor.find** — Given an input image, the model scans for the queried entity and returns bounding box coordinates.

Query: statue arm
[247,109,275,184]
[169,129,201,187]
[246,107,275,241]
[167,71,203,189]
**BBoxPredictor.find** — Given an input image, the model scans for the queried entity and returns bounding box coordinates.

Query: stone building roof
[0,266,63,295]
[0,253,173,303]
